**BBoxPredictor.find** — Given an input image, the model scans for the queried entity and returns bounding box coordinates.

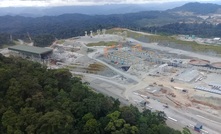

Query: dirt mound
[189,59,210,66]
[191,99,221,110]
[211,62,221,69]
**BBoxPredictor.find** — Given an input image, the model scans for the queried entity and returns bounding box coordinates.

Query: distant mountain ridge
[168,2,221,14]
[0,2,220,17]
[0,2,187,17]
[0,2,221,40]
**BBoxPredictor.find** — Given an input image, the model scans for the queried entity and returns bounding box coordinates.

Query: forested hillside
[0,33,15,48]
[0,54,189,134]
[0,12,220,47]
[143,22,221,37]
[0,12,177,38]
[168,2,221,14]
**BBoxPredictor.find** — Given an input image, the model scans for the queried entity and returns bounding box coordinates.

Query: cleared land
[108,28,221,55]
[3,28,221,134]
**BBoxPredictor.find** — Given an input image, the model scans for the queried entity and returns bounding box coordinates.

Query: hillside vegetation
[87,41,118,47]
[0,54,191,134]
[0,33,15,48]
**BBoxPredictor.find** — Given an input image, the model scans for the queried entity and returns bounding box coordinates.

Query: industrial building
[8,45,53,63]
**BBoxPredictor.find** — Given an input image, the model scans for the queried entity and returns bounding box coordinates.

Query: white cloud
[0,0,218,7]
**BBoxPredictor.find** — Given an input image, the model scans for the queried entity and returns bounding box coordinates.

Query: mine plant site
[1,28,221,134]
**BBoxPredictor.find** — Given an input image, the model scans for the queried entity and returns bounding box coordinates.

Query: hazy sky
[0,0,219,7]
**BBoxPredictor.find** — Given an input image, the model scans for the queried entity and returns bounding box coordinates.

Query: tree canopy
[33,34,55,47]
[0,54,187,134]
[0,33,15,48]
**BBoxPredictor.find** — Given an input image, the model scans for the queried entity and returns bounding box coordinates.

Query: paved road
[145,97,221,134]
[81,74,129,105]
[80,71,221,134]
[81,74,195,132]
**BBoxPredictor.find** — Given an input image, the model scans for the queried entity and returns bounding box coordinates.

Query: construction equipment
[132,44,142,52]
[104,45,115,57]
[163,105,169,108]
[169,93,176,97]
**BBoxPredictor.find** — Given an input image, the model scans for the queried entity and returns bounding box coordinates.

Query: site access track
[128,38,221,63]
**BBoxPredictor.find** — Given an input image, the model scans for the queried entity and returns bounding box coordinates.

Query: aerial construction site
[2,28,221,134]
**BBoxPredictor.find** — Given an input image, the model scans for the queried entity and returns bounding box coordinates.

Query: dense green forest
[0,33,15,48]
[0,12,165,37]
[33,34,55,47]
[144,22,221,37]
[0,54,190,134]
